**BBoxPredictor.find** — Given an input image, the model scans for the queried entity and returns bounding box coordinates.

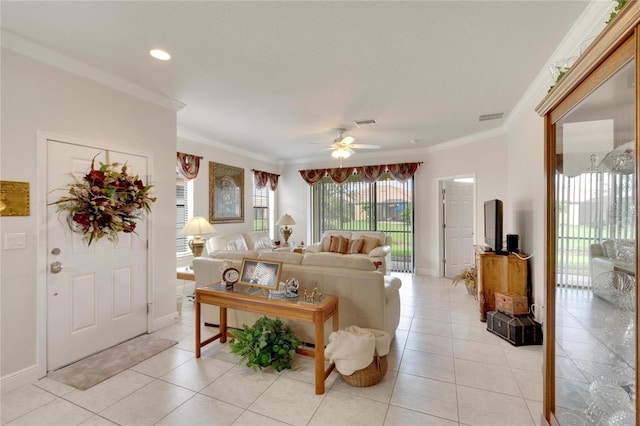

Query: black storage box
[486,310,542,346]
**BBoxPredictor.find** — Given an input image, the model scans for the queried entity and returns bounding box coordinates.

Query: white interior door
[46,140,149,370]
[443,179,474,278]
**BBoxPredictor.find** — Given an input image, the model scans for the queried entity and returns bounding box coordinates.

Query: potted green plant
[228,316,299,372]
[451,266,477,297]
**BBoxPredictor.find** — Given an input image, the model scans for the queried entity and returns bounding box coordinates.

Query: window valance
[176,152,202,181]
[299,162,421,186]
[253,169,280,191]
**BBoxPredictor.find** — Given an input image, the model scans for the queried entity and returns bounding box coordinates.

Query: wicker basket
[341,355,388,387]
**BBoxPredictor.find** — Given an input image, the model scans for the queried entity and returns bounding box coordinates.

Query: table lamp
[276,214,296,247]
[180,216,216,257]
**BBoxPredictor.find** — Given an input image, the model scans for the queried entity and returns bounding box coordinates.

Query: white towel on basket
[324,325,391,376]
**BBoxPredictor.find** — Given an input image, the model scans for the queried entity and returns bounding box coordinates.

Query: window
[176,173,194,257]
[555,170,635,289]
[311,172,414,272]
[252,177,273,236]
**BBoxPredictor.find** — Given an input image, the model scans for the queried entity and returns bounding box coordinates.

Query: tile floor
[553,287,635,424]
[1,274,544,425]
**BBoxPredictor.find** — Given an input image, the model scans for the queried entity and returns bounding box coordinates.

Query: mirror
[552,59,636,424]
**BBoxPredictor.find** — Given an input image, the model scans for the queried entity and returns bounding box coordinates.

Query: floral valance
[299,162,421,186]
[253,169,280,191]
[176,152,202,181]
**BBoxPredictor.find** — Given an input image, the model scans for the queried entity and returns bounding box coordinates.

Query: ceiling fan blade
[351,144,380,149]
[341,136,356,145]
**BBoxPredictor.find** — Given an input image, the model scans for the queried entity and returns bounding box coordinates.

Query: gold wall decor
[0,181,30,216]
[209,162,244,223]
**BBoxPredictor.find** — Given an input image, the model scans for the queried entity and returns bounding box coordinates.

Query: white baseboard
[415,267,439,277]
[1,363,45,394]
[151,311,179,333]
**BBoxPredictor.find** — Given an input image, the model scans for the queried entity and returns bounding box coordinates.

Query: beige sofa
[206,231,273,254]
[305,230,392,274]
[192,251,402,345]
[590,239,635,279]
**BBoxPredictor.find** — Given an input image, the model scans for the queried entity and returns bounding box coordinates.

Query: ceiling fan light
[332,148,352,159]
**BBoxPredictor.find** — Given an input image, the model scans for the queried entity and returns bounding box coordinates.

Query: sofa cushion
[322,236,332,252]
[369,245,391,258]
[329,235,340,252]
[208,250,259,261]
[245,231,272,251]
[602,240,616,258]
[352,231,387,245]
[322,231,353,251]
[258,251,304,265]
[206,233,249,252]
[361,236,380,254]
[348,238,364,254]
[302,252,376,271]
[615,240,635,264]
[329,236,350,254]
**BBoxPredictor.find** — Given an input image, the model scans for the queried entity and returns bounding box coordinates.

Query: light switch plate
[4,233,27,249]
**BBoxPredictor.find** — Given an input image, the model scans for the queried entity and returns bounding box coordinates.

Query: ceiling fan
[325,128,380,160]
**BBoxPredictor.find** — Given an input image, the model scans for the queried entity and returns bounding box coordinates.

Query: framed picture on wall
[209,162,244,223]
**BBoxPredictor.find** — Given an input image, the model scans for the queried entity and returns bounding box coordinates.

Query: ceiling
[1,1,592,163]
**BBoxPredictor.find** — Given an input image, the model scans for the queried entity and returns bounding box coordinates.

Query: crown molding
[535,2,624,116]
[508,0,613,127]
[177,126,280,164]
[1,29,185,112]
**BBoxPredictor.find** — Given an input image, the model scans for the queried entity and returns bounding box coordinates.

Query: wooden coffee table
[195,285,339,394]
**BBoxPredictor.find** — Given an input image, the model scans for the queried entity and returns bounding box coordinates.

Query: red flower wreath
[50,155,156,245]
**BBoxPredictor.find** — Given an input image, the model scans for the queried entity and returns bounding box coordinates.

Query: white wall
[506,105,547,319]
[176,137,280,253]
[0,49,177,390]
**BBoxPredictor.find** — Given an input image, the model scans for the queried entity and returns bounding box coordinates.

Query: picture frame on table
[238,258,283,291]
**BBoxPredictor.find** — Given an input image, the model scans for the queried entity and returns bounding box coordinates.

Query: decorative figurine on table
[285,277,300,298]
[303,285,322,303]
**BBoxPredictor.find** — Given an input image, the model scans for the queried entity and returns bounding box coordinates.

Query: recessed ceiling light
[150,49,171,61]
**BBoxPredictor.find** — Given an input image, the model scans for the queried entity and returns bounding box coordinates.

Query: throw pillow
[329,235,340,252]
[361,236,380,254]
[322,236,332,252]
[329,236,350,254]
[337,237,350,254]
[348,238,364,254]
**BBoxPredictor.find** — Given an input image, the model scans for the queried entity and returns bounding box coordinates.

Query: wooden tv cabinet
[475,250,528,322]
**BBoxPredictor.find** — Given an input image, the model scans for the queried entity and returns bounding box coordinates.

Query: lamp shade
[276,214,296,226]
[180,216,216,236]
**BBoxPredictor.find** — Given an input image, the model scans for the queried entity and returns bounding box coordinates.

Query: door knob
[50,261,63,274]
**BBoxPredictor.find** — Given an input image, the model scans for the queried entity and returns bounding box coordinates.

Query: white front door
[443,179,474,278]
[46,140,149,370]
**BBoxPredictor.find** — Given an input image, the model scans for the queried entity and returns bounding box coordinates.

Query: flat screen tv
[484,199,503,253]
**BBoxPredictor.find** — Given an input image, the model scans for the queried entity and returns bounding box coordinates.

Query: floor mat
[47,334,178,390]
